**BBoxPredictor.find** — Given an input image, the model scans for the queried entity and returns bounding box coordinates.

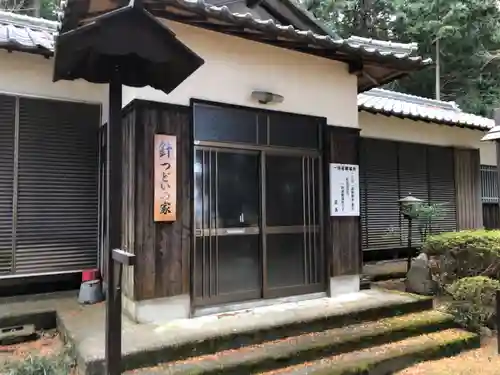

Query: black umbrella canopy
[53,2,204,93]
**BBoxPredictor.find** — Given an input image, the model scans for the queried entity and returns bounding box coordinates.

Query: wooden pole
[105,72,123,375]
[435,0,440,100]
[493,110,500,355]
[494,110,500,228]
[407,217,413,272]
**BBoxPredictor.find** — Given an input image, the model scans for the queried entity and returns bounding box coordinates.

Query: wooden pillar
[105,77,122,375]
[324,125,361,294]
[454,148,483,229]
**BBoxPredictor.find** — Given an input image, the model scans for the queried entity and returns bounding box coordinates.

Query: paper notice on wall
[329,163,360,217]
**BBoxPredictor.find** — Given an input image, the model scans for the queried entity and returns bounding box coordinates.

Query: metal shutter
[0,95,15,275]
[428,146,457,234]
[14,98,100,274]
[399,142,428,245]
[360,139,400,250]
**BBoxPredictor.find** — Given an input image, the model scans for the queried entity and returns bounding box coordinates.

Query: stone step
[126,310,457,375]
[67,290,435,374]
[117,291,433,372]
[257,328,479,375]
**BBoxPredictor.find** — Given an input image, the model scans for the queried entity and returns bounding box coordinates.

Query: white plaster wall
[359,112,497,165]
[481,141,497,166]
[122,20,359,128]
[0,50,107,120]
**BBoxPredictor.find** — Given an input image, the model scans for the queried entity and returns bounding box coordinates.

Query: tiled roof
[147,0,431,66]
[358,88,494,131]
[0,11,57,56]
[56,0,430,69]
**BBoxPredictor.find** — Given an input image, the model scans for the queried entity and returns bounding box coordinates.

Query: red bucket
[82,269,100,282]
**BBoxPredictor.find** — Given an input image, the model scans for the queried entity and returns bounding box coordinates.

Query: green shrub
[2,351,74,375]
[445,276,500,331]
[422,229,500,289]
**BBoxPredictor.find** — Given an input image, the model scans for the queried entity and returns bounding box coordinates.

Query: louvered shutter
[360,139,400,250]
[0,95,15,275]
[428,146,457,233]
[399,142,428,245]
[359,146,368,250]
[14,98,100,274]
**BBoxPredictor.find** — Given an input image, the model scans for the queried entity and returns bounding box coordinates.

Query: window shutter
[14,98,100,274]
[427,146,457,234]
[360,139,400,250]
[398,143,428,245]
[0,95,15,275]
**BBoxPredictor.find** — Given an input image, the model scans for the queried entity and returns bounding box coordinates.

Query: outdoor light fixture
[398,193,423,273]
[251,90,284,104]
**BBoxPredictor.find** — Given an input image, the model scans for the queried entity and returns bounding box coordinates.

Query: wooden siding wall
[324,126,361,277]
[121,101,192,301]
[483,204,500,229]
[454,148,483,230]
[122,108,136,300]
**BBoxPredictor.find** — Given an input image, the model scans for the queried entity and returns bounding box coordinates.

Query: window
[193,103,320,149]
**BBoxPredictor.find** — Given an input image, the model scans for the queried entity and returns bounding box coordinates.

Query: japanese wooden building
[0,1,493,322]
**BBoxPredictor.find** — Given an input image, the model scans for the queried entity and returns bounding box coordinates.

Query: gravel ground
[397,336,500,375]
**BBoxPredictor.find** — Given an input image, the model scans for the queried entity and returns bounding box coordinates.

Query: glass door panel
[264,153,324,297]
[194,148,261,305]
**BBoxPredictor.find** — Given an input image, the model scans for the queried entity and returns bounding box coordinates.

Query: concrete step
[126,310,458,375]
[115,291,433,374]
[257,328,479,375]
[57,290,435,375]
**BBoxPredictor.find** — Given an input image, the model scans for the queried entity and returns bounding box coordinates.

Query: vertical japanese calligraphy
[329,163,360,217]
[154,134,177,222]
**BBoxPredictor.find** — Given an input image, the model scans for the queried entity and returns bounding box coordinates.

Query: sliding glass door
[193,147,324,306]
[264,153,323,298]
[194,148,262,305]
[192,102,325,307]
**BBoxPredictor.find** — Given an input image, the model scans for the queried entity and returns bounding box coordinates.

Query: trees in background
[39,0,58,20]
[0,0,58,20]
[305,0,500,116]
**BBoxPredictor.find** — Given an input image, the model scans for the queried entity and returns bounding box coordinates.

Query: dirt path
[397,336,500,374]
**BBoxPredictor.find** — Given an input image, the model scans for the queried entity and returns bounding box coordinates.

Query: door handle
[224,228,246,235]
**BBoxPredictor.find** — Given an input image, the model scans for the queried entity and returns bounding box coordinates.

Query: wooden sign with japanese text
[154,134,177,222]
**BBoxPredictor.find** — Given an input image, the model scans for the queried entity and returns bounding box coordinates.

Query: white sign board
[330,163,360,217]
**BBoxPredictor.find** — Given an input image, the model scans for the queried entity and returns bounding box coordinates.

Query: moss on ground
[379,288,433,301]
[119,297,432,374]
[126,310,458,375]
[281,329,480,375]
